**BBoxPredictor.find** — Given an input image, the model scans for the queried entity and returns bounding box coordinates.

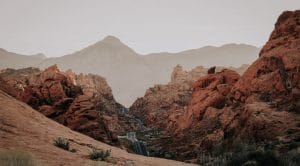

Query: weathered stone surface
[179,69,240,130]
[0,65,140,146]
[130,65,207,129]
[129,10,300,162]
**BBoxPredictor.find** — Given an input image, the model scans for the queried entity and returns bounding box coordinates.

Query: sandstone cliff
[130,65,207,130]
[0,65,140,146]
[129,10,300,163]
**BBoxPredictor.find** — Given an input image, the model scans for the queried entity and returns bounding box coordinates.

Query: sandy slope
[0,90,194,166]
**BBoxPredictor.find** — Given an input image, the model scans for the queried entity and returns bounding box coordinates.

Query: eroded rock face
[65,73,141,145]
[231,10,300,111]
[0,65,140,145]
[129,64,250,131]
[129,10,300,162]
[184,10,300,160]
[129,65,207,129]
[0,76,18,97]
[0,67,40,98]
[181,69,240,129]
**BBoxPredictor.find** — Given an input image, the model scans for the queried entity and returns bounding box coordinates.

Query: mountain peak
[30,53,47,59]
[101,35,122,44]
[0,48,7,53]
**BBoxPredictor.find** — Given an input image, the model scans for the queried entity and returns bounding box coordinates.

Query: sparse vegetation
[288,141,300,150]
[89,148,111,161]
[53,137,70,151]
[0,149,37,166]
[197,142,300,166]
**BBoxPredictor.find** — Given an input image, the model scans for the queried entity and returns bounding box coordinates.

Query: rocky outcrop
[129,64,248,132]
[179,69,240,130]
[178,10,300,161]
[65,73,141,145]
[231,10,300,110]
[130,65,207,129]
[0,76,18,97]
[129,10,300,162]
[20,65,82,110]
[0,65,140,146]
[0,67,40,98]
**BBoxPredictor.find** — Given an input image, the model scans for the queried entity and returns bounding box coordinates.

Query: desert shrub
[89,148,111,161]
[0,149,36,166]
[211,143,228,156]
[279,149,300,166]
[288,141,300,150]
[53,137,70,151]
[198,142,300,166]
[228,149,280,166]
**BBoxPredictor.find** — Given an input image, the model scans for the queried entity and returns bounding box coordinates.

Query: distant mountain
[29,53,47,59]
[37,36,151,107]
[0,48,46,69]
[145,43,259,68]
[0,36,260,106]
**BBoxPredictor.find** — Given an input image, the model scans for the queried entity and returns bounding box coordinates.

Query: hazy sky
[0,0,300,57]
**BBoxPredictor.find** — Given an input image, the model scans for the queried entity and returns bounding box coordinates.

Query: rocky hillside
[130,64,248,129]
[129,10,300,164]
[0,89,194,166]
[0,65,141,146]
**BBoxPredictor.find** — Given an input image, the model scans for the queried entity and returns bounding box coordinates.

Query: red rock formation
[65,73,140,145]
[0,76,18,97]
[0,65,140,146]
[180,69,240,129]
[0,67,40,98]
[129,10,300,162]
[130,65,207,129]
[231,10,300,110]
[19,65,82,111]
[175,10,300,161]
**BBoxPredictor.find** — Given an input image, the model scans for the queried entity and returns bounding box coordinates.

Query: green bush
[89,148,111,161]
[53,137,70,151]
[0,149,36,166]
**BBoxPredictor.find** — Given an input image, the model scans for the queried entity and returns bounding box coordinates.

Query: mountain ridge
[0,36,260,106]
[0,36,259,60]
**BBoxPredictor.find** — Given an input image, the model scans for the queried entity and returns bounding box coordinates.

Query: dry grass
[0,149,37,166]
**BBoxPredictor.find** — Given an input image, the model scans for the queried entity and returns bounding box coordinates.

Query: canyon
[0,10,300,166]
